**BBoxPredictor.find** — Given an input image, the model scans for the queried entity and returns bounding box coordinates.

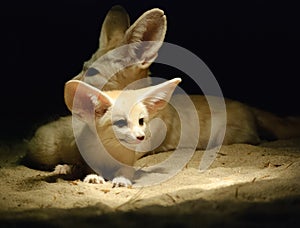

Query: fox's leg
[53,164,106,184]
[111,166,135,188]
[27,117,131,187]
[27,121,105,183]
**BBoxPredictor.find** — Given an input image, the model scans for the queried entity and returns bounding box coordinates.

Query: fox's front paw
[53,164,72,175]
[83,174,105,184]
[112,176,132,188]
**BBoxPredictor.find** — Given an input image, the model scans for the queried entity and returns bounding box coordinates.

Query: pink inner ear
[64,81,79,111]
[144,97,167,114]
[65,80,99,114]
[65,80,113,120]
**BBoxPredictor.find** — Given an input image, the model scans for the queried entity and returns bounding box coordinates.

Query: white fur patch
[83,174,105,184]
[53,164,72,175]
[88,94,100,106]
[112,176,132,188]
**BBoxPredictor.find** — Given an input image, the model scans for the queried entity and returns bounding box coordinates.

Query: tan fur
[154,96,260,152]
[27,6,166,168]
[26,6,167,186]
[26,6,300,187]
[73,5,166,91]
[157,95,300,151]
[62,79,300,163]
[27,79,300,164]
[62,79,181,165]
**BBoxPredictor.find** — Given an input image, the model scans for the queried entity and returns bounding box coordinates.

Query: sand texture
[0,138,300,227]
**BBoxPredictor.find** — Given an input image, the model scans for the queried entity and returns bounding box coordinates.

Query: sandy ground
[0,138,300,227]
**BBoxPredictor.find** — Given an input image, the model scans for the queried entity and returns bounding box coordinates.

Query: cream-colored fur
[26,5,167,187]
[26,6,300,187]
[63,78,183,186]
[28,77,300,187]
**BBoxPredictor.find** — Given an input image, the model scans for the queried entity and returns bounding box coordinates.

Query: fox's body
[26,6,300,187]
[27,79,300,186]
[151,95,260,152]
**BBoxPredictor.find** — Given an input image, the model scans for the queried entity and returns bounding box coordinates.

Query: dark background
[1,0,299,140]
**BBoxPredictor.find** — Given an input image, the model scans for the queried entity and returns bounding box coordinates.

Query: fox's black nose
[137,136,145,141]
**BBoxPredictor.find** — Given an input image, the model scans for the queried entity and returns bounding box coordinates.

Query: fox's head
[64,78,181,150]
[73,5,167,91]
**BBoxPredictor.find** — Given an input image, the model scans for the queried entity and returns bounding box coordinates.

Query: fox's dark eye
[139,118,144,126]
[113,119,127,128]
[85,67,100,77]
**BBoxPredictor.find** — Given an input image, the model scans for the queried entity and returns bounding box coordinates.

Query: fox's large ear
[99,5,130,51]
[64,80,113,121]
[140,78,181,114]
[123,8,167,69]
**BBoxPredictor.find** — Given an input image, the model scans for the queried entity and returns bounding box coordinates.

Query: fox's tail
[252,108,300,140]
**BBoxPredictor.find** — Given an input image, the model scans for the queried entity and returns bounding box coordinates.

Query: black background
[1,0,299,140]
